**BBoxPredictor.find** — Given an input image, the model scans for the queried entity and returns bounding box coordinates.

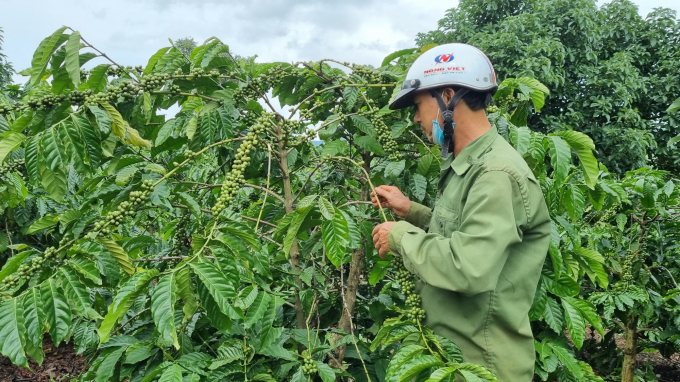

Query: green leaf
[553,131,598,189]
[381,48,416,66]
[543,297,564,334]
[185,116,198,139]
[510,126,531,155]
[144,47,171,75]
[0,298,28,367]
[396,355,444,382]
[197,281,232,332]
[22,287,45,349]
[548,136,570,187]
[116,166,138,186]
[416,154,433,176]
[321,140,347,157]
[322,207,350,267]
[548,343,583,380]
[385,345,425,382]
[385,160,406,179]
[668,135,680,147]
[42,130,65,171]
[155,119,176,146]
[30,27,68,86]
[456,363,499,382]
[98,269,158,343]
[564,297,604,338]
[25,136,40,183]
[65,31,81,88]
[0,132,26,163]
[424,367,455,382]
[175,266,197,321]
[83,64,110,92]
[159,364,183,382]
[177,192,202,218]
[151,274,180,349]
[410,173,427,202]
[343,87,358,110]
[283,206,313,255]
[317,197,335,220]
[41,279,71,346]
[96,347,126,382]
[544,271,580,297]
[0,251,31,281]
[40,163,67,202]
[563,184,585,221]
[351,115,376,136]
[259,297,281,351]
[27,213,59,234]
[70,114,102,168]
[316,361,337,382]
[59,266,91,316]
[561,298,586,349]
[245,292,272,329]
[355,135,386,155]
[69,255,102,285]
[98,238,135,275]
[190,261,237,316]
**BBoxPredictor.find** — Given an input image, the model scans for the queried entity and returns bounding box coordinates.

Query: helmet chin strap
[430,88,469,158]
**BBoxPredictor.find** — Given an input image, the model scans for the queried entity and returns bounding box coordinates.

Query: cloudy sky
[1,0,678,83]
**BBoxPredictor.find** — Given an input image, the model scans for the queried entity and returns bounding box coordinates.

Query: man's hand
[372,221,396,259]
[371,185,411,218]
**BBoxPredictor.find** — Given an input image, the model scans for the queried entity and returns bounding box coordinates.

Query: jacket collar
[440,126,499,177]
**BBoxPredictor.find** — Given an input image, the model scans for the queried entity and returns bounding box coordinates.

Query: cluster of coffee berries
[86,82,140,104]
[301,357,318,375]
[2,247,57,289]
[140,72,171,91]
[186,67,221,79]
[351,65,383,84]
[183,149,199,160]
[622,254,635,285]
[393,256,426,322]
[93,180,153,234]
[485,104,500,114]
[233,66,288,102]
[23,93,67,110]
[370,113,400,161]
[213,124,265,214]
[107,65,142,77]
[0,159,25,177]
[68,89,94,106]
[0,103,14,114]
[170,214,190,257]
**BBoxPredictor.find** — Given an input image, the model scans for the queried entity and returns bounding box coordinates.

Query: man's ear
[441,88,456,105]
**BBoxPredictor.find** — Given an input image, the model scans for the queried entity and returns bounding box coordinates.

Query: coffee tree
[0,26,668,382]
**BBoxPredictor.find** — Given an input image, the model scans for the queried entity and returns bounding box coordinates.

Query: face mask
[432,108,445,146]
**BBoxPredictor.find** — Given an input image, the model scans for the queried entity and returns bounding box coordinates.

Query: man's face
[413,90,442,142]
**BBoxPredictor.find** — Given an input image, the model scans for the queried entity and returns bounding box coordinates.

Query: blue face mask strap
[430,88,470,158]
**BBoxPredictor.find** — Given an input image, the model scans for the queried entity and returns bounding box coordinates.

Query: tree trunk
[276,123,306,330]
[332,154,371,368]
[621,314,638,382]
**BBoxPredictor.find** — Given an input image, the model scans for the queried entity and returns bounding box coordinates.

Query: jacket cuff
[387,221,422,276]
[387,221,413,256]
[404,202,432,230]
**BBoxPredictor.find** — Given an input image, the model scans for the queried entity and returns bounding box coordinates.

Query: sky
[1,0,678,85]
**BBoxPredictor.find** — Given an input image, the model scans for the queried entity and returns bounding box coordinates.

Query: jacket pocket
[432,203,459,236]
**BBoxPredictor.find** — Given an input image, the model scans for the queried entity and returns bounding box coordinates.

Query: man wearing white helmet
[371,43,550,382]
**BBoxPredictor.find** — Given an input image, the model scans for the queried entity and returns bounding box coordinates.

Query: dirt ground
[0,337,86,382]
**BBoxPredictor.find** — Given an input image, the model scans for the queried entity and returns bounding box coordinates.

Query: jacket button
[439,222,443,228]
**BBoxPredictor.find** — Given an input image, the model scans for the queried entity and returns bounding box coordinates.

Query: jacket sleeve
[404,201,432,231]
[387,170,525,296]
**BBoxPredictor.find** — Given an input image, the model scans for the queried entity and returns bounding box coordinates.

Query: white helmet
[390,43,497,157]
[389,43,498,110]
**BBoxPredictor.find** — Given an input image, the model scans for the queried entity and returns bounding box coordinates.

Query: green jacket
[388,126,551,382]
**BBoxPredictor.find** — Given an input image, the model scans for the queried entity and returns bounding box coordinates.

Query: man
[371,43,551,382]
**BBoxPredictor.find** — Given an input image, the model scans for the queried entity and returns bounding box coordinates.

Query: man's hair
[436,86,495,111]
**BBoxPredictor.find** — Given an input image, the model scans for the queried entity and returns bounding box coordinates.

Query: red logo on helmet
[435,54,454,63]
